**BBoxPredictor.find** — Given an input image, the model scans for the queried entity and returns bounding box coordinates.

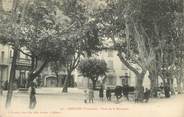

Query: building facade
[0,44,11,88]
[75,49,153,89]
[0,44,31,89]
[75,49,135,89]
[40,63,75,87]
[39,48,152,89]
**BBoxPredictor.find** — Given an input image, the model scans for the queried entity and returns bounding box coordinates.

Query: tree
[50,61,65,87]
[97,0,177,99]
[20,0,70,86]
[15,0,102,93]
[0,0,28,108]
[78,58,107,89]
[97,0,153,101]
[0,0,69,107]
[139,0,177,96]
[60,0,103,92]
[173,1,184,93]
[62,41,81,92]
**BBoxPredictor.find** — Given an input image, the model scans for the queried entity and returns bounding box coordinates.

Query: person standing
[84,90,88,103]
[144,88,150,102]
[164,84,170,98]
[123,84,129,101]
[159,83,164,90]
[29,83,37,109]
[106,87,111,101]
[88,89,94,103]
[114,86,122,102]
[99,86,104,101]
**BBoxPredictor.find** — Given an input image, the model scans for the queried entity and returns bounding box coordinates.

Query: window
[1,51,4,62]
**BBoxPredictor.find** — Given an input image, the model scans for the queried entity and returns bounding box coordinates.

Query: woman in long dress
[29,83,37,109]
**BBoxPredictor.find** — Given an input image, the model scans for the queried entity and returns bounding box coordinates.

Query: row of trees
[0,0,103,107]
[95,0,184,100]
[0,0,183,106]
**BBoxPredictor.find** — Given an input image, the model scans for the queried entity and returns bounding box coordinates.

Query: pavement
[2,87,85,94]
[0,88,184,117]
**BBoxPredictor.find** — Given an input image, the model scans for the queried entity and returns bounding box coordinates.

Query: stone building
[40,63,75,87]
[0,44,31,89]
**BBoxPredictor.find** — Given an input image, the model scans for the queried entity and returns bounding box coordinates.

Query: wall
[0,44,31,89]
[0,44,11,82]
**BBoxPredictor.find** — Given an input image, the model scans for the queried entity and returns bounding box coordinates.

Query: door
[46,77,57,87]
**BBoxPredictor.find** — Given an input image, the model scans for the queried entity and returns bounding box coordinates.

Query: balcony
[9,57,32,70]
[16,58,32,70]
[16,58,31,66]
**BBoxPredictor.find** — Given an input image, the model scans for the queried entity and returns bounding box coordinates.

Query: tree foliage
[78,58,107,89]
[96,0,180,99]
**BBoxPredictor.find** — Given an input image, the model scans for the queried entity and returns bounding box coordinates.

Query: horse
[113,85,135,101]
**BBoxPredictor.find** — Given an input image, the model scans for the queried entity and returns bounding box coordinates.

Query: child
[88,89,94,103]
[106,87,111,101]
[99,86,104,101]
[84,90,88,103]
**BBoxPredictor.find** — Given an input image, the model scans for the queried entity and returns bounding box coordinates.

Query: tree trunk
[149,71,158,97]
[150,79,157,97]
[92,80,96,90]
[177,63,183,94]
[135,73,145,102]
[182,79,184,91]
[62,77,69,93]
[176,78,182,94]
[170,78,175,95]
[5,47,18,108]
[160,75,166,86]
[56,74,59,87]
[62,71,71,93]
[54,71,59,87]
[27,60,48,87]
[0,69,3,96]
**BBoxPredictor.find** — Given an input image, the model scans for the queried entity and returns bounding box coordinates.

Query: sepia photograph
[0,0,184,117]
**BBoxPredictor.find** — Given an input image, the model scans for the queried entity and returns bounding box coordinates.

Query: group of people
[84,86,112,103]
[84,85,134,103]
[84,89,95,103]
[29,82,171,108]
[143,88,151,102]
[99,87,112,101]
[84,85,152,104]
[158,83,171,98]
